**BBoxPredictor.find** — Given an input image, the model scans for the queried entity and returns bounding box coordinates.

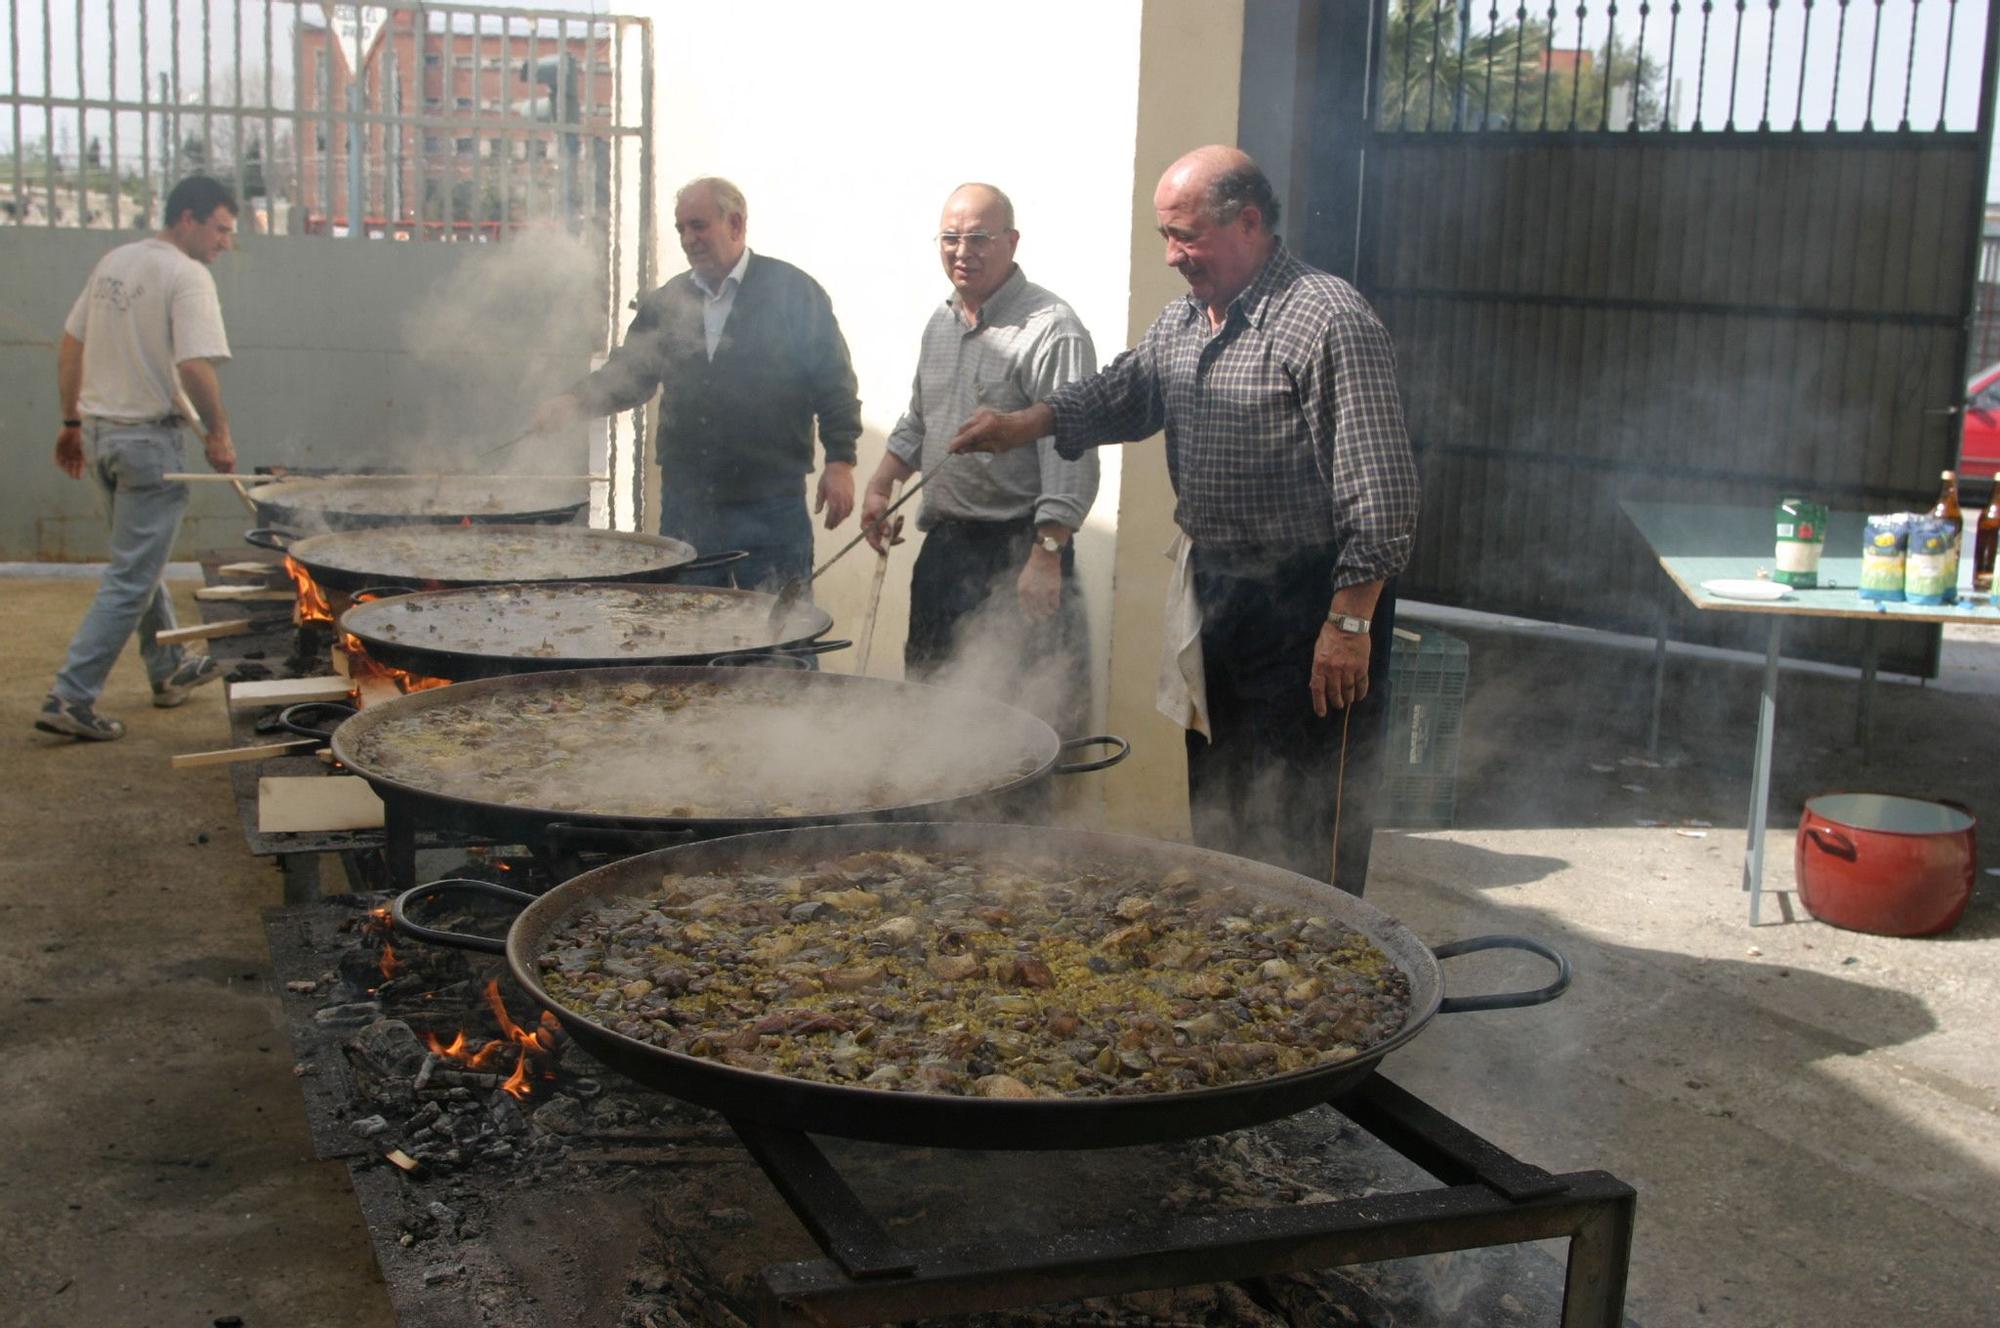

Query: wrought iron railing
[1377,0,1989,132]
[1,0,652,242]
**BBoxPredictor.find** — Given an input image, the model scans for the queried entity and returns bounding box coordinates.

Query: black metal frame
[740,1073,1636,1328]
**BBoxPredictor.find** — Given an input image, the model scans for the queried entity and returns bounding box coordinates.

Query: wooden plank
[158,617,264,644]
[194,584,296,603]
[227,677,353,711]
[218,561,283,578]
[257,776,384,833]
[171,738,321,769]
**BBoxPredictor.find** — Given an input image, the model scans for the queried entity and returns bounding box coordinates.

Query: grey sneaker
[152,654,223,708]
[34,695,126,742]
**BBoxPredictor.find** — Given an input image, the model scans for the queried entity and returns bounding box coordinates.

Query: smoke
[374,227,604,474]
[904,563,1094,743]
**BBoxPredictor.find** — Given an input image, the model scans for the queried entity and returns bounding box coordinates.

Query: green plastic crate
[1382,629,1468,829]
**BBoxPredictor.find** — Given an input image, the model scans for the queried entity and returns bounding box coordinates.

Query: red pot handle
[1804,824,1858,860]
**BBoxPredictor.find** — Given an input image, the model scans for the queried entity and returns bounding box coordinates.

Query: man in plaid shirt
[951,146,1419,895]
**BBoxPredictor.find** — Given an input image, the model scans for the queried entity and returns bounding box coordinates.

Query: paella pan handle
[391,879,539,955]
[1431,936,1571,1014]
[675,548,750,575]
[276,700,357,741]
[1053,734,1131,775]
[775,637,853,658]
[243,526,296,552]
[710,652,811,671]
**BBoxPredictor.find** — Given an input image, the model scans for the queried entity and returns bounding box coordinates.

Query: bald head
[1158,145,1280,232]
[937,181,1020,315]
[946,182,1015,230]
[1153,145,1280,320]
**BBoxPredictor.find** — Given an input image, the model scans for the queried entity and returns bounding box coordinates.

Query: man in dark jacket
[536,177,861,589]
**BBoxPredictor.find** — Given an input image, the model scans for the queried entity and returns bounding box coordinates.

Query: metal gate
[2,0,657,529]
[1302,0,1999,674]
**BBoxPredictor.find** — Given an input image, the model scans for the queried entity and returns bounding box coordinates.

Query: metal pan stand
[738,1073,1636,1328]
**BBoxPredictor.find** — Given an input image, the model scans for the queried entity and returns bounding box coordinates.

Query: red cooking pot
[1795,794,1978,937]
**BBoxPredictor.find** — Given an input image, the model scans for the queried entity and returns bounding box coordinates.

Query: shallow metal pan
[242,475,588,530]
[337,582,844,679]
[393,821,1568,1149]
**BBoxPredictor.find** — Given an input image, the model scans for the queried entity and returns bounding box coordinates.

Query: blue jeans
[660,488,813,595]
[52,423,191,705]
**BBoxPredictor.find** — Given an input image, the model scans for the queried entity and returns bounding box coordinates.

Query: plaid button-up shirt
[1048,244,1418,589]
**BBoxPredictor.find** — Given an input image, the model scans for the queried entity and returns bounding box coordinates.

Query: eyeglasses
[935,230,1003,252]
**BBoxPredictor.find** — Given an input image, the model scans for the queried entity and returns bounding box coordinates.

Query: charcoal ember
[565,1076,603,1102]
[337,948,389,991]
[347,1114,391,1139]
[223,663,271,683]
[349,1020,428,1076]
[408,1102,444,1131]
[589,1095,646,1128]
[448,1111,491,1145]
[314,1000,383,1029]
[533,1095,586,1135]
[486,1094,528,1136]
[420,1263,465,1287]
[425,1200,460,1234]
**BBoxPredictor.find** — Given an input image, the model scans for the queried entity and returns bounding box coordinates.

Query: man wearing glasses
[535,177,862,592]
[859,183,1099,735]
[950,148,1418,896]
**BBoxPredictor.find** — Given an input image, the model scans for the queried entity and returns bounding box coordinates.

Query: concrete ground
[2,573,1995,1327]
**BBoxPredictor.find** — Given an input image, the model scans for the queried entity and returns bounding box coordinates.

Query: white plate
[1701,578,1791,602]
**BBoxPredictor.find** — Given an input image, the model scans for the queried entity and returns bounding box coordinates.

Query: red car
[1963,362,2000,487]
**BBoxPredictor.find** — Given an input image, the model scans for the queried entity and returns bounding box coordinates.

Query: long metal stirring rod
[811,466,937,581]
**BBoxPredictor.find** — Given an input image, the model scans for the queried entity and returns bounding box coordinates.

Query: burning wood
[420,981,564,1101]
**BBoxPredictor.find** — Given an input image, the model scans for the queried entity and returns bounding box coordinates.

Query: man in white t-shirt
[36,175,239,742]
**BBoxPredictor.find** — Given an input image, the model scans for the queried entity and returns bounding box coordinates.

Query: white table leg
[1743,617,1783,924]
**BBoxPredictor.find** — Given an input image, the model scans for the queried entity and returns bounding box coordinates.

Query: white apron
[1155,531,1210,739]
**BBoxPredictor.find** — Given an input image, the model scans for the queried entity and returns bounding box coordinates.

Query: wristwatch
[1037,534,1065,554]
[1326,613,1371,635]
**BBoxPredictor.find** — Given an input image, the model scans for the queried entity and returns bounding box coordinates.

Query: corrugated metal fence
[1325,0,1998,675]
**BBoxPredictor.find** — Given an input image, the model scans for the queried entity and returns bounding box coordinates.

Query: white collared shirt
[690,247,752,360]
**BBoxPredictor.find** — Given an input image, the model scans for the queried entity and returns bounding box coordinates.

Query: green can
[1774,496,1828,588]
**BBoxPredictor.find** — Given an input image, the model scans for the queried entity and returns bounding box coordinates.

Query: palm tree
[1380,0,1664,131]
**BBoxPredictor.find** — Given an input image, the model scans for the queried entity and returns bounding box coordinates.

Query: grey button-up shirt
[1047,244,1418,590]
[885,266,1099,532]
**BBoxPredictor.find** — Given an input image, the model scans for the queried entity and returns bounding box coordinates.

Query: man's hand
[949,402,1055,457]
[1309,623,1371,718]
[531,393,583,434]
[1018,546,1062,621]
[54,425,85,479]
[859,486,908,555]
[815,461,855,529]
[204,428,237,474]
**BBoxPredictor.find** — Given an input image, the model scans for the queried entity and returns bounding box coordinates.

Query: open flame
[424,980,563,1100]
[284,554,334,625]
[340,630,453,696]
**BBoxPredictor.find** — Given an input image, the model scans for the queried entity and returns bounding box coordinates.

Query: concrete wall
[641,0,1244,836]
[1099,2,1248,839]
[642,0,1146,789]
[1,227,603,559]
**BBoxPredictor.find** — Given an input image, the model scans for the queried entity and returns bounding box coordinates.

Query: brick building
[298,9,616,238]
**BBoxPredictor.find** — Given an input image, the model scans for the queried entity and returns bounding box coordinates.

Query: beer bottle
[1930,470,1962,526]
[1976,489,2000,594]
